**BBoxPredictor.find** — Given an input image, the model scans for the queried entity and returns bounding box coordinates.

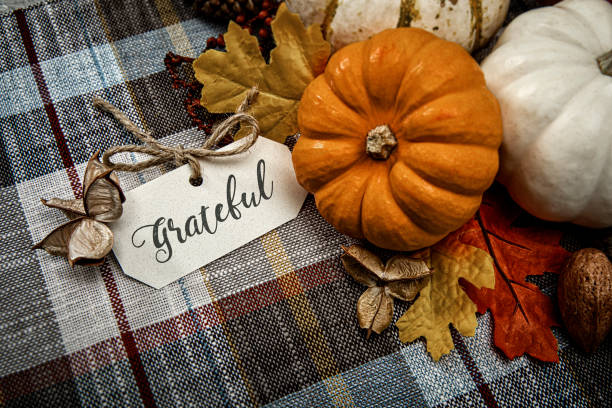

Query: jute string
[92,87,260,186]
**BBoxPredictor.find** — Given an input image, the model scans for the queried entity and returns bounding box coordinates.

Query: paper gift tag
[110,137,307,289]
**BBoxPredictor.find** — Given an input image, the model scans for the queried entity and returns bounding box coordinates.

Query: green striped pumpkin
[286,0,510,52]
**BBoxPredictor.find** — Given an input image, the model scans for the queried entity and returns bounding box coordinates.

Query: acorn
[558,248,612,353]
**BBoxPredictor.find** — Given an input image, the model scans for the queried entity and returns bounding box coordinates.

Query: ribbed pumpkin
[292,28,503,251]
[286,0,510,52]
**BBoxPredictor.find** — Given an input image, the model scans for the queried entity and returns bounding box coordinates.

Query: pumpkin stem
[366,125,397,160]
[597,49,612,77]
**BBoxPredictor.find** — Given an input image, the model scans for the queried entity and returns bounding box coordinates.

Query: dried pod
[558,248,612,353]
[357,286,393,337]
[41,198,86,219]
[84,169,124,222]
[67,218,114,266]
[341,244,433,338]
[33,152,124,267]
[32,217,114,266]
[32,218,82,257]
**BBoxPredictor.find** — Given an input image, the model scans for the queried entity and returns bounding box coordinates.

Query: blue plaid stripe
[0,66,43,118]
[40,44,123,102]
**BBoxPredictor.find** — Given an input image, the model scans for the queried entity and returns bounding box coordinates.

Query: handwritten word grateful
[131,159,273,263]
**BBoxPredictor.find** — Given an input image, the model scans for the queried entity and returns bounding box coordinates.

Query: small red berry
[258,10,268,19]
[217,34,225,47]
[258,28,269,38]
[206,37,217,49]
[262,0,271,9]
[235,14,246,24]
[264,17,272,26]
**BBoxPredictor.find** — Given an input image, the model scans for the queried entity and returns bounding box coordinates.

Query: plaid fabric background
[0,0,610,406]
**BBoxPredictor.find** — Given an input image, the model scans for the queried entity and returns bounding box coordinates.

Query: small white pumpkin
[286,0,510,52]
[482,0,612,227]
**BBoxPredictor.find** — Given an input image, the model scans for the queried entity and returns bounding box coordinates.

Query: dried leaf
[41,198,86,220]
[84,170,124,222]
[67,218,114,266]
[396,232,495,361]
[32,218,83,256]
[193,3,330,143]
[459,186,571,362]
[357,286,393,338]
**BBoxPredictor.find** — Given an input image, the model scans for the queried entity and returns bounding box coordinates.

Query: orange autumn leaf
[458,184,571,362]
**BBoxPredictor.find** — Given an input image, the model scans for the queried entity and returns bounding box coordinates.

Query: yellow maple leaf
[193,3,331,143]
[396,231,495,361]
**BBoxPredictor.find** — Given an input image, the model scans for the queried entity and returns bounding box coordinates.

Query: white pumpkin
[286,0,510,52]
[481,0,612,228]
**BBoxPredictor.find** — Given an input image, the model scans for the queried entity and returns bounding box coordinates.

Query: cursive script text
[132,159,273,263]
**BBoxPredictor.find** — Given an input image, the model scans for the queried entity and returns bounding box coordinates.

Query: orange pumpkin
[292,27,502,251]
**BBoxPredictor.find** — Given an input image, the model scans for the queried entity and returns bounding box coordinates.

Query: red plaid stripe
[0,257,344,402]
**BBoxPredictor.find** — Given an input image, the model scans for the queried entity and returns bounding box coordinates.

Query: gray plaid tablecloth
[0,0,610,406]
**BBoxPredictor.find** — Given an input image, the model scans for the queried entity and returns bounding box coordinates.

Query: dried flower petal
[67,218,114,266]
[32,218,83,256]
[41,198,86,220]
[84,170,124,222]
[357,286,393,339]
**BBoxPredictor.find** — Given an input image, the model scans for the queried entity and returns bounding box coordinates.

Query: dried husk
[84,170,124,222]
[386,278,430,302]
[342,244,433,338]
[33,152,123,267]
[67,218,114,266]
[383,255,432,281]
[84,152,122,195]
[357,286,393,338]
[32,218,83,256]
[32,217,114,266]
[82,153,125,222]
[41,198,86,219]
[341,247,379,287]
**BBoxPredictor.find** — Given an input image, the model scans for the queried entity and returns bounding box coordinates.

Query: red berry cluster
[203,0,279,59]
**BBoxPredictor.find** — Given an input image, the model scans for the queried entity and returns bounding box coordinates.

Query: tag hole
[190,177,203,187]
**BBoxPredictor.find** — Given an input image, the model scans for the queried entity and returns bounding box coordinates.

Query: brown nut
[557,248,612,353]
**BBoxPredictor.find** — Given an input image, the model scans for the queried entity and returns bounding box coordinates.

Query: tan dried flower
[341,245,433,338]
[32,152,125,266]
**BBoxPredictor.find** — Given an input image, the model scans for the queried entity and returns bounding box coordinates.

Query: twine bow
[92,87,260,186]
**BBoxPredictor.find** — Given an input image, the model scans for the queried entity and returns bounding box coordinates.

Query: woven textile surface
[0,0,611,406]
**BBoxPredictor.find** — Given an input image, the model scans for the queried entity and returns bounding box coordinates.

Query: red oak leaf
[458,184,571,362]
